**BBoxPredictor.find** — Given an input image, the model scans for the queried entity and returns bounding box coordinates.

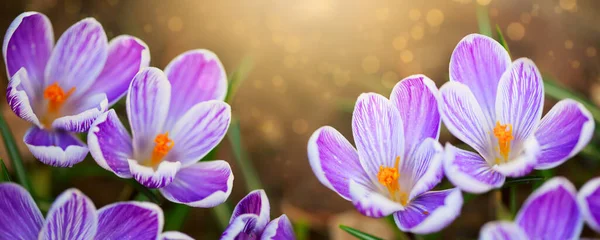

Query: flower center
[42,82,75,126]
[493,121,513,164]
[377,156,408,205]
[149,132,174,167]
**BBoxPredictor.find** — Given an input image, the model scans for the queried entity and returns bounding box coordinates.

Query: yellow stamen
[377,156,408,205]
[150,132,174,167]
[493,121,513,164]
[44,82,75,113]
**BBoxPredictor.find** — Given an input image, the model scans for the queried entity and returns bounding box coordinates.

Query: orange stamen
[150,132,174,167]
[377,156,408,205]
[43,82,75,113]
[493,121,513,164]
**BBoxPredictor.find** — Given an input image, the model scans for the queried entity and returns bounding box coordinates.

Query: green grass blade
[543,76,600,124]
[339,225,383,240]
[0,158,11,182]
[164,204,191,231]
[228,118,262,190]
[0,113,31,191]
[476,4,492,37]
[211,203,232,230]
[225,56,254,103]
[495,24,511,56]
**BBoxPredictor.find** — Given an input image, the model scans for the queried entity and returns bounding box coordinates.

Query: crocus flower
[577,177,600,233]
[3,12,149,167]
[0,183,192,240]
[479,177,583,240]
[440,34,594,193]
[307,76,463,234]
[221,190,295,240]
[88,52,233,207]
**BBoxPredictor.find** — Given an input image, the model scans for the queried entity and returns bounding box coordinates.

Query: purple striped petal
[160,160,233,207]
[89,35,150,105]
[230,189,271,232]
[449,33,511,125]
[307,126,372,200]
[0,183,44,240]
[394,188,463,234]
[88,109,133,177]
[577,177,600,233]
[3,12,53,85]
[40,189,98,240]
[161,231,194,240]
[127,67,171,156]
[352,93,404,179]
[443,143,505,193]
[534,99,594,169]
[389,74,440,155]
[166,100,230,167]
[492,137,539,178]
[24,125,88,167]
[406,138,444,200]
[495,58,544,157]
[95,202,163,240]
[349,180,404,218]
[163,50,227,128]
[261,215,296,240]
[220,213,259,240]
[129,160,180,189]
[439,81,494,160]
[51,93,108,132]
[44,18,107,94]
[6,68,42,127]
[479,221,529,240]
[516,177,583,240]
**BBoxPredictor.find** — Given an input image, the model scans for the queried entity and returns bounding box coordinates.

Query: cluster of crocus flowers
[88,51,234,207]
[308,76,463,234]
[439,34,594,193]
[3,12,149,167]
[0,183,191,239]
[221,190,295,240]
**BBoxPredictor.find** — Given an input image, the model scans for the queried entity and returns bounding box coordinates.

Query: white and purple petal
[307,126,372,200]
[88,109,133,178]
[406,138,444,200]
[39,189,98,240]
[24,126,88,167]
[515,177,583,240]
[6,68,42,127]
[220,213,259,240]
[261,215,296,240]
[3,12,53,86]
[51,93,108,132]
[127,67,171,157]
[349,180,404,218]
[0,183,44,240]
[44,18,107,94]
[577,177,600,233]
[89,35,150,105]
[352,93,404,179]
[163,50,227,128]
[492,137,539,178]
[129,160,181,189]
[161,231,194,240]
[534,99,594,169]
[443,143,505,194]
[439,81,494,160]
[389,74,440,155]
[167,100,231,167]
[495,58,544,151]
[479,221,529,240]
[95,202,163,240]
[160,160,233,207]
[230,189,271,232]
[394,188,463,234]
[449,33,511,124]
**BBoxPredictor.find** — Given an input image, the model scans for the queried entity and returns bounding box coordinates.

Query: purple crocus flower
[0,183,192,240]
[88,53,233,207]
[479,177,583,240]
[220,190,295,240]
[307,75,463,234]
[3,12,149,167]
[440,34,594,193]
[578,177,600,233]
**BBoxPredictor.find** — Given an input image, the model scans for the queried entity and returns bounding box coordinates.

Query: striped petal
[261,215,296,240]
[95,202,163,240]
[88,109,133,177]
[443,143,505,194]
[479,221,529,240]
[39,189,98,240]
[0,183,43,240]
[129,160,180,189]
[577,177,600,233]
[6,68,42,127]
[349,180,404,218]
[394,188,463,234]
[24,126,88,167]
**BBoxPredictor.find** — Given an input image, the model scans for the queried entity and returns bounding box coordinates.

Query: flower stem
[228,118,262,190]
[0,113,32,192]
[510,185,517,216]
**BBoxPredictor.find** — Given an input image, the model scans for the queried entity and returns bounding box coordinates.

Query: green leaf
[0,158,11,182]
[211,203,232,230]
[502,176,545,187]
[228,118,262,190]
[476,4,492,37]
[164,204,191,231]
[293,219,310,240]
[0,113,32,192]
[225,56,254,103]
[339,225,384,240]
[495,24,511,56]
[509,185,517,216]
[126,179,161,205]
[543,76,600,125]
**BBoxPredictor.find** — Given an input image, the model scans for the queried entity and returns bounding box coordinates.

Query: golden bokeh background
[1,0,600,239]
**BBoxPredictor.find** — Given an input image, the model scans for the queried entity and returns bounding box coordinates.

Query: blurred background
[1,0,600,239]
